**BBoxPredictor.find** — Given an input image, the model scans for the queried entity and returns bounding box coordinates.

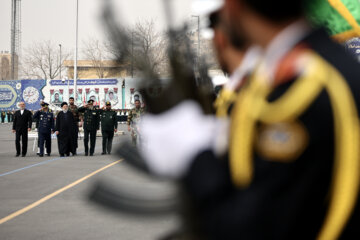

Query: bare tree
[133,20,168,73]
[21,40,70,80]
[0,56,11,80]
[106,19,168,76]
[81,38,110,78]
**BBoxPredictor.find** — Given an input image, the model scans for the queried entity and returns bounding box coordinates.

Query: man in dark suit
[12,102,32,157]
[55,102,76,157]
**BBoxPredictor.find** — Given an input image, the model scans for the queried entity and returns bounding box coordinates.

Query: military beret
[88,99,94,104]
[61,102,68,107]
[41,102,49,107]
[106,101,111,106]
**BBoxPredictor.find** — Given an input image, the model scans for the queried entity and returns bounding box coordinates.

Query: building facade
[0,51,18,80]
[63,60,128,79]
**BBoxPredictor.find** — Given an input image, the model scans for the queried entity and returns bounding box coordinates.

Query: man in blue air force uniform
[33,102,54,157]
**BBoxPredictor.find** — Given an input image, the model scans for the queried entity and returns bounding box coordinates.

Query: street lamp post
[62,77,69,100]
[74,0,79,101]
[67,77,70,99]
[131,31,134,78]
[59,44,62,79]
[191,15,200,73]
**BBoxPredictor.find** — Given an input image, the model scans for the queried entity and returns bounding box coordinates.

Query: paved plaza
[0,123,178,240]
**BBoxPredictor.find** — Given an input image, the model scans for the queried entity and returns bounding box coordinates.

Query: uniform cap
[88,99,94,104]
[106,101,111,106]
[41,102,49,107]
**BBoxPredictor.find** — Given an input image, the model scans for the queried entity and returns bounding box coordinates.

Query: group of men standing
[1,111,14,123]
[11,97,119,158]
[78,99,118,156]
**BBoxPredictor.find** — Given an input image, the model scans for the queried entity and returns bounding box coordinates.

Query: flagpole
[74,0,79,102]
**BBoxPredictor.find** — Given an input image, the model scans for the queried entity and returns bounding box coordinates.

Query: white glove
[139,100,217,179]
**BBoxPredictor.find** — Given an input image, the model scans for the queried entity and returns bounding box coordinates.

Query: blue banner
[49,79,118,86]
[0,80,46,110]
[21,79,46,110]
[0,81,22,110]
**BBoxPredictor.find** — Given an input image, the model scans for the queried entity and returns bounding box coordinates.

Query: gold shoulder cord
[230,52,360,240]
[215,89,238,118]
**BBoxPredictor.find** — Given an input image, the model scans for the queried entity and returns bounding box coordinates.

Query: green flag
[306,0,360,42]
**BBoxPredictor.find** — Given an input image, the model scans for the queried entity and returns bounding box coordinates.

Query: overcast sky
[0,0,196,57]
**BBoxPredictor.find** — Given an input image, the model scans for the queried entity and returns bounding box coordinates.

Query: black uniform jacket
[12,109,32,131]
[33,111,54,134]
[182,29,360,240]
[55,111,75,137]
[100,110,118,131]
[78,107,100,131]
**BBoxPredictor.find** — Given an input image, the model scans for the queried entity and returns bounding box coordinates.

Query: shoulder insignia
[255,121,308,162]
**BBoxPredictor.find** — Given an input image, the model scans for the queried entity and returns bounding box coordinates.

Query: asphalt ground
[0,123,179,240]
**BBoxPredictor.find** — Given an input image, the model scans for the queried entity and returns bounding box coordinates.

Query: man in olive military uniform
[127,99,145,145]
[33,102,54,157]
[78,99,100,156]
[69,97,80,155]
[100,101,117,155]
[1,111,5,123]
[7,111,12,123]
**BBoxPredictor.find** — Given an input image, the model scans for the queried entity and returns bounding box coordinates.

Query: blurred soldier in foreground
[78,100,100,156]
[69,97,80,155]
[100,101,117,155]
[209,7,261,156]
[127,99,144,146]
[33,102,54,157]
[12,102,32,157]
[55,102,76,157]
[133,0,360,239]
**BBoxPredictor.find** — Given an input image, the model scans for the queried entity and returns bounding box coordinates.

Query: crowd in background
[0,108,131,125]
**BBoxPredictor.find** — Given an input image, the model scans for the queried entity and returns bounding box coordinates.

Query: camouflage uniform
[127,107,145,145]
